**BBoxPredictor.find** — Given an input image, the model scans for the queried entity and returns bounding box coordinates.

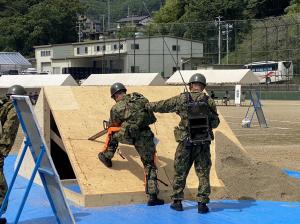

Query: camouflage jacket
[0,98,19,157]
[110,93,156,142]
[149,91,220,142]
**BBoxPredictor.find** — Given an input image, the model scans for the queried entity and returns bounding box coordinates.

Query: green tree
[81,0,163,22]
[0,0,83,56]
[154,0,186,23]
[245,0,291,19]
[285,0,300,14]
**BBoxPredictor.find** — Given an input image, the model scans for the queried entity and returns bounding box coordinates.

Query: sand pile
[213,131,300,202]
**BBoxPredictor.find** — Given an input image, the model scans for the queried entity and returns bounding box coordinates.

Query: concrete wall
[52,45,74,59]
[126,37,203,77]
[51,60,70,74]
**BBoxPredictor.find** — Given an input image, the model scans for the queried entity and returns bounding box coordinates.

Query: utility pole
[102,15,105,32]
[223,23,233,64]
[216,16,222,64]
[226,24,229,64]
[78,22,81,42]
[107,0,110,30]
[143,1,152,17]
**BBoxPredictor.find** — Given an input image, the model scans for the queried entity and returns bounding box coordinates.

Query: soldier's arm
[109,107,123,126]
[208,98,220,129]
[0,106,19,157]
[149,95,179,113]
[109,103,125,126]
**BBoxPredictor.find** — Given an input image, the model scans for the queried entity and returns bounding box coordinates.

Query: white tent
[82,73,165,86]
[166,69,260,85]
[0,74,78,87]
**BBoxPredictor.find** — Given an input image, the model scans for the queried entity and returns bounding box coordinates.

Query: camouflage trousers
[0,157,8,213]
[102,128,159,195]
[171,141,211,204]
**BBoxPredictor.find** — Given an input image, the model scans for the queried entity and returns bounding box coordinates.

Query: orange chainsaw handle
[103,126,121,151]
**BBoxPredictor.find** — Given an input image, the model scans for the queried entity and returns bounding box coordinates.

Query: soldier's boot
[170,200,183,211]
[0,218,7,224]
[98,152,112,168]
[147,194,164,206]
[198,202,209,214]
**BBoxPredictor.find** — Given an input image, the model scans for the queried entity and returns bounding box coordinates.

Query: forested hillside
[0,0,83,56]
[0,0,299,58]
[81,0,163,21]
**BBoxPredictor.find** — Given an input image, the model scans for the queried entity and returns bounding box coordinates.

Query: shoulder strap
[202,94,209,103]
[0,98,8,107]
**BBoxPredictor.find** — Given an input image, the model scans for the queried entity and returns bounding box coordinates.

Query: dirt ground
[218,100,300,172]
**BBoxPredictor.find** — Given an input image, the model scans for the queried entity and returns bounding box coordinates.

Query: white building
[34,36,203,79]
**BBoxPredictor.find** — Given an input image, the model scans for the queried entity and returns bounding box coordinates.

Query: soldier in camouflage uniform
[0,85,26,224]
[98,83,164,206]
[149,73,220,213]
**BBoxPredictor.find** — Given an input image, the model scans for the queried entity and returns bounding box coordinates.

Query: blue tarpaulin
[3,156,300,224]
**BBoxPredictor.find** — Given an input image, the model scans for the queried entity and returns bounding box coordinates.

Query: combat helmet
[110,82,127,97]
[188,73,206,86]
[7,85,27,96]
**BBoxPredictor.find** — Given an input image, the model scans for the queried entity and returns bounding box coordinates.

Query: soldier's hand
[145,102,153,111]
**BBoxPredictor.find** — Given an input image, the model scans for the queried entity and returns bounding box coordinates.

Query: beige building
[34,36,203,79]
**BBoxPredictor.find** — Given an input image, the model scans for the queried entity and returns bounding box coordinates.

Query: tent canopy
[166,69,260,85]
[0,74,78,88]
[82,73,165,86]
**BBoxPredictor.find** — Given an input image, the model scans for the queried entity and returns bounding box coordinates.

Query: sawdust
[212,131,300,202]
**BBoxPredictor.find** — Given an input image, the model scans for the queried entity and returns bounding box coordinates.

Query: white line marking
[223,116,300,124]
[236,133,295,136]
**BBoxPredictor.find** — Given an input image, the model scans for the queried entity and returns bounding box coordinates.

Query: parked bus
[244,61,293,84]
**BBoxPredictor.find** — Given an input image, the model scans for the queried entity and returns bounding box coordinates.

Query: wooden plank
[50,130,66,152]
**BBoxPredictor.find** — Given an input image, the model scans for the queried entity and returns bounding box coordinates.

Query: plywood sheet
[43,86,224,198]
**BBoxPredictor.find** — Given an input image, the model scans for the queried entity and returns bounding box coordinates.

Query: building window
[172,45,180,51]
[76,47,80,54]
[113,44,118,50]
[85,47,88,54]
[40,50,51,57]
[96,46,100,52]
[119,44,124,50]
[102,45,106,51]
[131,66,139,73]
[131,44,139,50]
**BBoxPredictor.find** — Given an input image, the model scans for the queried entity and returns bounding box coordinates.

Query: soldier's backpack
[124,92,156,128]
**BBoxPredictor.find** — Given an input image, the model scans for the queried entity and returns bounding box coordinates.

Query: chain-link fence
[110,14,300,84]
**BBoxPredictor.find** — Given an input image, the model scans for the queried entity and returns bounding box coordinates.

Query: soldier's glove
[145,102,153,111]
[128,124,139,137]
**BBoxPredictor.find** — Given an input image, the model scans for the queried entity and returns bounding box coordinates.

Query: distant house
[117,16,151,28]
[78,15,102,41]
[0,52,31,75]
